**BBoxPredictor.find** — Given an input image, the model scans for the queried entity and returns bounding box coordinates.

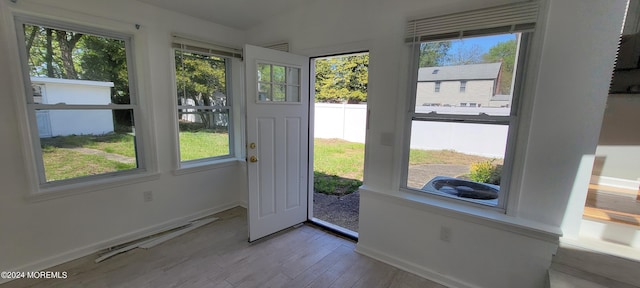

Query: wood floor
[583,184,640,227]
[2,207,445,288]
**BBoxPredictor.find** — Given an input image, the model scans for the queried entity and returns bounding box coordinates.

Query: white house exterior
[31,77,115,138]
[416,62,510,108]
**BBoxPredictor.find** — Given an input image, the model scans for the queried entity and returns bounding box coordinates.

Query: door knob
[249,156,258,163]
[249,143,256,149]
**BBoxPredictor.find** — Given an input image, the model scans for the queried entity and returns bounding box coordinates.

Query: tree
[482,39,517,94]
[175,51,227,128]
[445,42,484,65]
[55,30,83,79]
[315,54,368,103]
[80,36,129,100]
[419,41,451,67]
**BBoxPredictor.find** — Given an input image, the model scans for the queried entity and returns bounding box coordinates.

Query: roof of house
[418,62,502,82]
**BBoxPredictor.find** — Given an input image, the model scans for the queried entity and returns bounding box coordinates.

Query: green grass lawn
[313,138,496,195]
[42,146,136,182]
[179,131,230,161]
[313,138,494,180]
[40,131,229,182]
[39,134,494,192]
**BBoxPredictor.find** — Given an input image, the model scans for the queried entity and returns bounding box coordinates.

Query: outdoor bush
[314,172,362,195]
[178,120,207,131]
[469,160,502,185]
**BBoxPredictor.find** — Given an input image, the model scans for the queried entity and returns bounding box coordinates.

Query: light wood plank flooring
[1,207,445,288]
[583,184,640,227]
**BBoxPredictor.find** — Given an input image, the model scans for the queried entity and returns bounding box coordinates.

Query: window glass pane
[178,109,230,161]
[273,84,286,101]
[38,109,138,183]
[258,83,271,101]
[287,85,300,102]
[175,50,227,107]
[407,120,508,206]
[287,67,300,85]
[258,63,271,82]
[273,65,285,83]
[23,24,130,105]
[174,49,232,163]
[416,33,519,116]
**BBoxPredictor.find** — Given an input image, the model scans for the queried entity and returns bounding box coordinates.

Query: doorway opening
[309,52,369,238]
[580,0,640,252]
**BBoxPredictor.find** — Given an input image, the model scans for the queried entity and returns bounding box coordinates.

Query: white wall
[0,0,247,277]
[314,103,367,143]
[410,121,508,158]
[315,103,508,158]
[247,0,626,287]
[593,94,640,185]
[34,78,115,136]
[416,80,496,107]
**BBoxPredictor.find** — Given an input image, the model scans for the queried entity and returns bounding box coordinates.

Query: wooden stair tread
[588,183,639,197]
[583,206,640,227]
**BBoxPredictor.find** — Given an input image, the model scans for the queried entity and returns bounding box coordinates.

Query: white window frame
[14,16,152,195]
[460,80,467,92]
[172,47,236,168]
[434,81,441,93]
[401,33,531,211]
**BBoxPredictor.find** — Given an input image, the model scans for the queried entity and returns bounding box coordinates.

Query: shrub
[314,172,362,195]
[469,160,502,185]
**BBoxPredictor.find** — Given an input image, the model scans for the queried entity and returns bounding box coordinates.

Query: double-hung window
[402,2,538,209]
[15,17,145,189]
[172,38,238,165]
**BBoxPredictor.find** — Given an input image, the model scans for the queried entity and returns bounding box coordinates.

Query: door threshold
[309,217,358,241]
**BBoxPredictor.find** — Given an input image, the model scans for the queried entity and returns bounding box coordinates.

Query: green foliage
[175,51,227,128]
[482,39,517,94]
[419,41,451,67]
[314,172,362,195]
[175,51,226,102]
[80,35,129,98]
[469,160,502,185]
[315,54,368,103]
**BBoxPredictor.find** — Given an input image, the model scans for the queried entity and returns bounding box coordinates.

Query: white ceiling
[138,0,301,30]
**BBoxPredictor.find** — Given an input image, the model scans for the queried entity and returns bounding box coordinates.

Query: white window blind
[406,1,539,43]
[172,34,243,59]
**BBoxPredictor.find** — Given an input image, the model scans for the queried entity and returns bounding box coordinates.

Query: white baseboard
[355,243,479,288]
[1,201,243,285]
[238,200,247,208]
[590,175,640,191]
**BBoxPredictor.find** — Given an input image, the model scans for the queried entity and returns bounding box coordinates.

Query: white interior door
[245,44,309,242]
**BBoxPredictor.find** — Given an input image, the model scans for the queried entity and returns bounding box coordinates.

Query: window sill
[28,172,161,202]
[359,185,562,244]
[173,158,243,176]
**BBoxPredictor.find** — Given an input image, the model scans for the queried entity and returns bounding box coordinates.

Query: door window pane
[287,67,300,85]
[258,63,271,82]
[273,65,285,83]
[257,63,301,103]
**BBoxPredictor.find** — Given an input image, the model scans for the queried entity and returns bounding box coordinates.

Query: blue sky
[449,34,517,54]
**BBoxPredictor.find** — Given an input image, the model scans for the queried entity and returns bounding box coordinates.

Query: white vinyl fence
[314,103,508,158]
